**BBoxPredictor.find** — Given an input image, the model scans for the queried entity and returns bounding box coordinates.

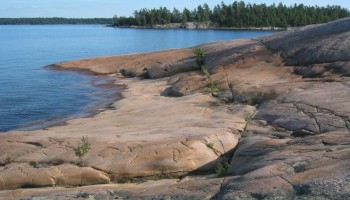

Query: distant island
[0,17,113,25]
[0,1,349,30]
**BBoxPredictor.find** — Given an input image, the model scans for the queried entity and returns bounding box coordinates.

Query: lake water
[0,25,276,132]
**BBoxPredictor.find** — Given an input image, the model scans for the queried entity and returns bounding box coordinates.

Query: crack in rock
[128,154,139,166]
[0,173,6,189]
[180,141,193,150]
[272,99,350,133]
[172,148,181,163]
[294,103,321,133]
[215,134,226,154]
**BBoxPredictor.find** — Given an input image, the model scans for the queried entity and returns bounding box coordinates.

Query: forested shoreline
[1,1,349,28]
[113,1,349,28]
[0,17,113,25]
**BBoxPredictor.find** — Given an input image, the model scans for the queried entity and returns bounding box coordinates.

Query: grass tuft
[215,162,229,177]
[207,142,214,149]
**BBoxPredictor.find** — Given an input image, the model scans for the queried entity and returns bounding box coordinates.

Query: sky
[1,0,349,18]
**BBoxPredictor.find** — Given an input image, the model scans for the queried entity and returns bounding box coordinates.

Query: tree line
[1,2,348,27]
[113,1,350,28]
[0,18,113,25]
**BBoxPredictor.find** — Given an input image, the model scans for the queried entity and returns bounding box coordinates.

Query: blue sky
[1,0,349,18]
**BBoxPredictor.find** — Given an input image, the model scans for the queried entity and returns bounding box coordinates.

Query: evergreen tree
[183,8,192,23]
[171,8,182,23]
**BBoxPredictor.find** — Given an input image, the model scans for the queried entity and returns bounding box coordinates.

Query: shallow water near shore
[0,25,276,132]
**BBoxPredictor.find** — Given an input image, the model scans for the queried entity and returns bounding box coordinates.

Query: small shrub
[244,114,253,124]
[207,142,214,149]
[193,48,221,95]
[215,162,229,177]
[193,48,206,68]
[209,86,220,94]
[207,79,220,94]
[74,136,91,166]
[201,65,210,77]
[193,48,209,77]
[207,79,215,88]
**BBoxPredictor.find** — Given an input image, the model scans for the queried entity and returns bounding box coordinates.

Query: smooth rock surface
[0,78,254,189]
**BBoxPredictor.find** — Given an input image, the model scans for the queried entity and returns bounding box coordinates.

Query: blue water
[0,25,276,132]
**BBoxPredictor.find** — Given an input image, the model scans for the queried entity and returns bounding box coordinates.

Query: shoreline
[5,69,126,133]
[110,24,287,31]
[0,40,256,188]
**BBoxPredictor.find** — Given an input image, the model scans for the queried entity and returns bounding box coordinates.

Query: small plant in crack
[193,48,220,95]
[74,136,91,166]
[207,79,220,94]
[215,161,229,177]
[244,113,253,124]
[207,142,214,149]
[193,48,206,68]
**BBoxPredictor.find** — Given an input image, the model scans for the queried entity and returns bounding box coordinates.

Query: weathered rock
[184,22,210,29]
[146,58,197,79]
[50,49,195,77]
[152,23,183,29]
[221,130,350,199]
[167,72,208,96]
[0,176,225,200]
[148,22,211,29]
[260,17,350,77]
[216,176,296,199]
[0,163,110,190]
[0,78,255,189]
[254,81,350,135]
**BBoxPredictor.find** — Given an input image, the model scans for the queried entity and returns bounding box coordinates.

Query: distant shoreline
[111,26,287,31]
[108,22,287,31]
[0,23,286,30]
